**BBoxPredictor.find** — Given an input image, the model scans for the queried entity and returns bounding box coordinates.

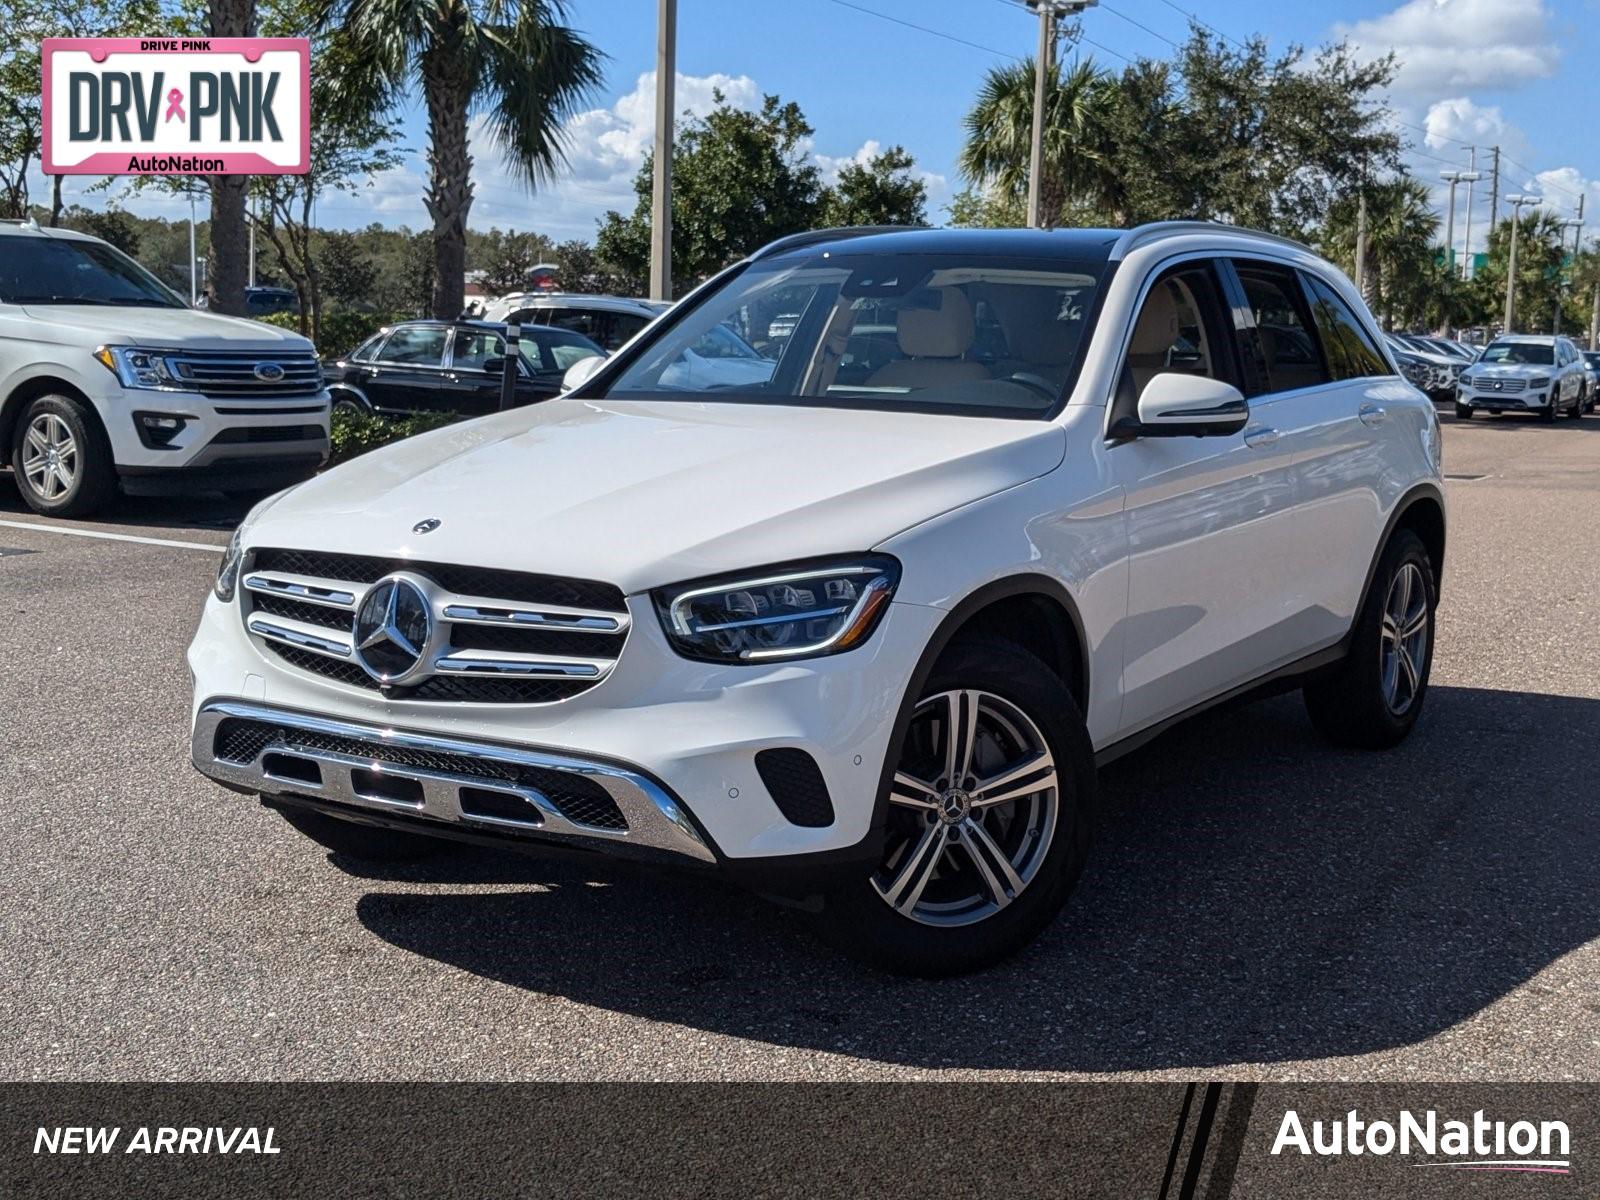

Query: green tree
[319,0,602,317]
[596,92,822,294]
[1321,179,1439,329]
[1568,247,1600,349]
[250,1,404,340]
[475,228,556,295]
[319,230,377,308]
[1473,211,1568,335]
[959,57,1116,226]
[819,145,927,228]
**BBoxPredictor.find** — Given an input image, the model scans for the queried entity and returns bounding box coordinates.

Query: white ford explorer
[187,223,1445,975]
[0,219,329,517]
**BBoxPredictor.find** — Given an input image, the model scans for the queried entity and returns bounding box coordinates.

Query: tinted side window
[374,326,448,367]
[351,333,387,362]
[1304,275,1389,380]
[451,329,506,372]
[1233,262,1330,395]
[1113,260,1238,425]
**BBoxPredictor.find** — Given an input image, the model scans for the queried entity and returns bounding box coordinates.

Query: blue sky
[67,0,1600,254]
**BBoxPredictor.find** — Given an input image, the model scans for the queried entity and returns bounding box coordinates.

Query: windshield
[1481,341,1553,366]
[524,325,604,372]
[601,253,1106,417]
[0,236,186,308]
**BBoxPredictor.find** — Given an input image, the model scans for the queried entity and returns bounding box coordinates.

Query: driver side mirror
[480,355,508,376]
[1112,373,1249,439]
[562,354,607,392]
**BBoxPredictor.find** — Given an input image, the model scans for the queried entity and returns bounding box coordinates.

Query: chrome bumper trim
[190,699,716,864]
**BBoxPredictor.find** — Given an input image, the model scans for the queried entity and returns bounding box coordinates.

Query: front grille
[251,548,624,611]
[243,548,629,705]
[212,425,326,444]
[1473,378,1527,393]
[214,717,627,830]
[168,350,323,398]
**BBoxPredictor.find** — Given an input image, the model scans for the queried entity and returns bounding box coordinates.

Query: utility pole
[1461,145,1477,279]
[1487,146,1501,231]
[248,192,256,289]
[1026,1,1096,229]
[1558,197,1584,335]
[1441,171,1462,279]
[188,190,198,306]
[1504,193,1538,333]
[649,0,676,302]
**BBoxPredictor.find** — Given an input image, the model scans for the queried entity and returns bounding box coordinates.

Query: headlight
[1529,375,1551,387]
[654,556,900,663]
[215,527,245,602]
[94,345,190,391]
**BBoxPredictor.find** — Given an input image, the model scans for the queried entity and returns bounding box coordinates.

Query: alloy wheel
[1379,562,1429,715]
[873,688,1059,927]
[20,413,78,501]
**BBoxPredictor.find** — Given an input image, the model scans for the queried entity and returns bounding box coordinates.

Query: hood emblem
[253,362,286,383]
[412,518,441,534]
[353,575,434,685]
[1493,381,1503,390]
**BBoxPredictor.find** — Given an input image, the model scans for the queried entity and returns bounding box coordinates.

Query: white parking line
[0,518,224,553]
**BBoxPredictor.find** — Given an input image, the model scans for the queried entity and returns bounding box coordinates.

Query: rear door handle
[1244,426,1279,448]
[1359,403,1388,427]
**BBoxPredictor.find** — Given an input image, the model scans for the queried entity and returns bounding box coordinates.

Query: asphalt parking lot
[3,410,1599,1082]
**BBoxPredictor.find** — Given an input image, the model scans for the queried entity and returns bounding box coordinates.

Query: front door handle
[1359,403,1388,427]
[1244,426,1279,449]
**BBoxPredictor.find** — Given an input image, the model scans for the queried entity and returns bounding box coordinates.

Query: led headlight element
[94,345,188,391]
[655,556,900,663]
[215,527,245,602]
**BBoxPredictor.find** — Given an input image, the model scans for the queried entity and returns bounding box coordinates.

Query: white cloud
[1335,0,1560,95]
[1421,97,1531,162]
[812,137,951,216]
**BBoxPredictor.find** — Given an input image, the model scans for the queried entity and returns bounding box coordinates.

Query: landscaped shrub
[329,406,460,466]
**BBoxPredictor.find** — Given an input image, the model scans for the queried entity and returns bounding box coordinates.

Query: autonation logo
[1272,1108,1571,1175]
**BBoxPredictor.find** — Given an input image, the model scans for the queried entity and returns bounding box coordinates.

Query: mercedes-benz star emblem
[1493,381,1503,390]
[353,575,433,685]
[412,518,441,534]
[253,362,286,383]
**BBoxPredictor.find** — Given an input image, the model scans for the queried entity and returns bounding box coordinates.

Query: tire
[277,805,452,863]
[1454,403,1472,420]
[330,394,367,420]
[8,393,117,517]
[1303,528,1436,750]
[815,638,1096,977]
[1540,402,1557,423]
[1568,390,1584,419]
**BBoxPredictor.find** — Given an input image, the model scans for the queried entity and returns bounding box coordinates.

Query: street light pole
[1504,194,1538,334]
[1025,0,1096,229]
[1441,171,1462,280]
[1559,202,1584,336]
[649,0,676,302]
[188,191,198,306]
[1461,145,1477,279]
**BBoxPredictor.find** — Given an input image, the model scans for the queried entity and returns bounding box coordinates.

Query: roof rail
[0,215,40,229]
[750,225,927,261]
[1109,220,1313,261]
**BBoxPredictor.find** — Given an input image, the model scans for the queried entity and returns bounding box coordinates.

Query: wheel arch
[0,375,104,467]
[1359,483,1447,617]
[867,575,1092,843]
[326,384,373,414]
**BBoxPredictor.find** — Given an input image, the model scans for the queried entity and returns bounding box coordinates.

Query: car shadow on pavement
[353,683,1600,1072]
[0,477,255,531]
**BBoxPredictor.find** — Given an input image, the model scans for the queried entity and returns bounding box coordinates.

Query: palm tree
[1321,178,1437,328]
[207,0,255,316]
[322,0,602,317]
[959,58,1116,226]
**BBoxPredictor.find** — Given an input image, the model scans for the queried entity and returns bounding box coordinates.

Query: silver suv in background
[481,293,669,352]
[1456,334,1586,422]
[0,220,329,517]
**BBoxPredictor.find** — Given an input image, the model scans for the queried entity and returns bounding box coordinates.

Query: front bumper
[192,698,717,865]
[188,589,944,867]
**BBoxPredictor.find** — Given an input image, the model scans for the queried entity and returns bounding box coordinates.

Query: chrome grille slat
[163,350,323,398]
[241,549,628,704]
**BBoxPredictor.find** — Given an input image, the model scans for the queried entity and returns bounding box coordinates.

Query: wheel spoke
[889,771,938,810]
[1398,643,1419,696]
[878,823,948,914]
[1400,599,1428,640]
[24,426,48,457]
[941,690,980,786]
[961,821,1024,909]
[971,750,1055,808]
[1380,613,1399,646]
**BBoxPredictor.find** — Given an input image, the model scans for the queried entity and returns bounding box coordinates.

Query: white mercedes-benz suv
[188,223,1445,975]
[0,219,329,517]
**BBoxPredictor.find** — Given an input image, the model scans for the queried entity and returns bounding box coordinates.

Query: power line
[820,0,1019,60]
[990,0,1133,65]
[1098,1,1179,49]
[1149,0,1250,49]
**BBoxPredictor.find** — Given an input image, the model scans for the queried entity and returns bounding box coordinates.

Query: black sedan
[324,320,606,418]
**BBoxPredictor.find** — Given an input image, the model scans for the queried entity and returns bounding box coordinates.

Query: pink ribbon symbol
[164,88,185,123]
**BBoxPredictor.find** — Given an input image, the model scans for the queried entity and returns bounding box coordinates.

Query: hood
[247,398,1066,594]
[1467,361,1554,379]
[21,304,314,352]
